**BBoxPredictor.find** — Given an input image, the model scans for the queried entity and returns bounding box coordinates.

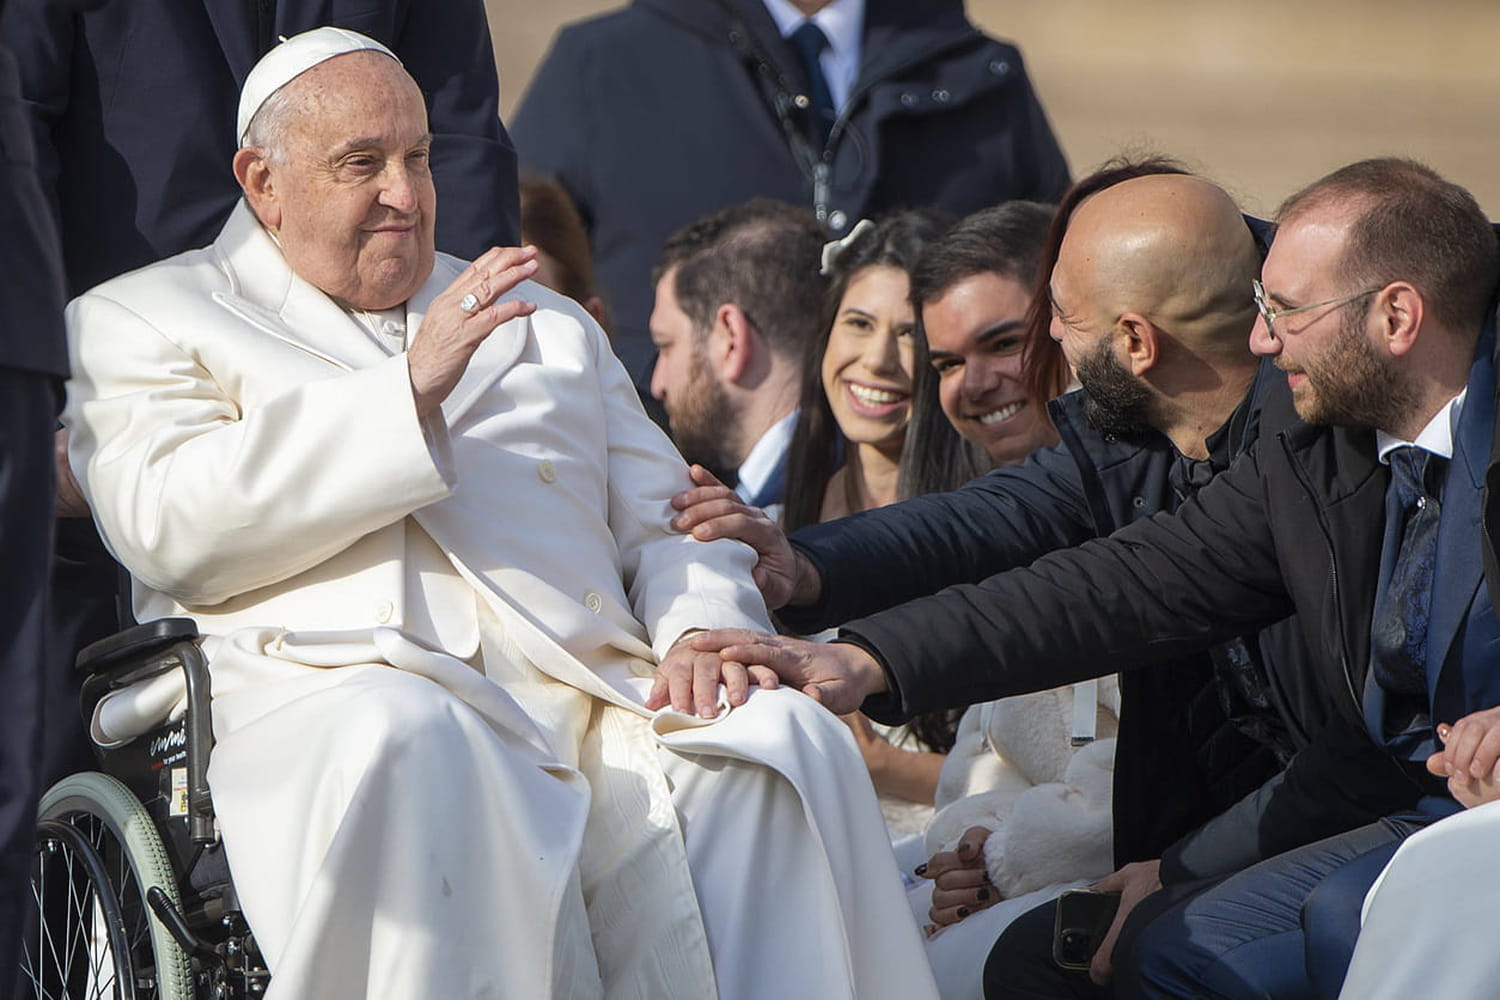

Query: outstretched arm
[840,445,1293,721]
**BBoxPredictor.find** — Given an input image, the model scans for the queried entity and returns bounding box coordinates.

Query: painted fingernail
[957,907,970,918]
[913,864,927,877]
[977,888,990,902]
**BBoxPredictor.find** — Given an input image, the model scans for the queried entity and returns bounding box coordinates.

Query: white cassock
[1337,799,1500,1000]
[65,203,940,1000]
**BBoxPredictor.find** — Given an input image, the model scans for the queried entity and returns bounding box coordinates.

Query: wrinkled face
[1252,213,1408,426]
[649,269,736,475]
[923,271,1053,464]
[821,266,915,452]
[249,53,436,310]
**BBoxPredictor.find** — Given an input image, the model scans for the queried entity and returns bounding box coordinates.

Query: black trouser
[983,878,1223,1000]
[0,367,60,983]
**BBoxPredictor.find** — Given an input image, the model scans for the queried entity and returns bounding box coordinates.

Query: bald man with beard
[670,163,1424,997]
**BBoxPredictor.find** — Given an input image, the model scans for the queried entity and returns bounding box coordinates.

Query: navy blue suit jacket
[1362,333,1500,803]
[0,0,520,298]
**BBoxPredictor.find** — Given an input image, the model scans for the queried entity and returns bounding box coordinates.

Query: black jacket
[0,36,64,379]
[844,346,1500,872]
[512,0,1070,383]
[791,363,1423,875]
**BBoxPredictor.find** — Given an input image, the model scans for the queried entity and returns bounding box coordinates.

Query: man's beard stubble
[1076,339,1156,441]
[1285,308,1417,429]
[667,350,739,486]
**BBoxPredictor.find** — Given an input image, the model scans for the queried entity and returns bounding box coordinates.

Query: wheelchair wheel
[21,772,194,1000]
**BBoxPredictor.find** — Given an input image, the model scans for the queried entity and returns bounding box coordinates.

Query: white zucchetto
[236,26,401,145]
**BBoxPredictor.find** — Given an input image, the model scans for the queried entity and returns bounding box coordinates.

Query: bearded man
[62,28,937,1000]
[669,162,1431,997]
[690,158,1500,1000]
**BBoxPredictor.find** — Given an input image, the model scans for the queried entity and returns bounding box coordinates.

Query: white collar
[1375,388,1466,464]
[762,0,863,51]
[735,410,799,502]
[761,0,864,108]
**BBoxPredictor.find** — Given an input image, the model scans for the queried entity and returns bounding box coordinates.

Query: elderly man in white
[62,27,938,1000]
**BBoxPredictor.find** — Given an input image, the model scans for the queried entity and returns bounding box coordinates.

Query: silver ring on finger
[458,292,480,313]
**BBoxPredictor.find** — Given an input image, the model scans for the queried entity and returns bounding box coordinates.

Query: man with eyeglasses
[688,157,1500,999]
[672,161,1429,996]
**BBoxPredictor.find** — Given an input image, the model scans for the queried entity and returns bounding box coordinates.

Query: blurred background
[486,0,1500,217]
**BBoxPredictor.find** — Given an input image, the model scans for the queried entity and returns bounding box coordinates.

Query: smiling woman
[782,211,948,534]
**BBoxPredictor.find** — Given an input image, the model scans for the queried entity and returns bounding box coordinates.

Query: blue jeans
[1130,815,1428,1000]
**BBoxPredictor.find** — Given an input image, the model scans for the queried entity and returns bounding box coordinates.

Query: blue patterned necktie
[1369,445,1446,734]
[788,21,836,145]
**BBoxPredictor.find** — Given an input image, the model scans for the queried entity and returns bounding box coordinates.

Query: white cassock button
[828,209,849,232]
[375,600,393,624]
[584,592,603,614]
[538,460,557,484]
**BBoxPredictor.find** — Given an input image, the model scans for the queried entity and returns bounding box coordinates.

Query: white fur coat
[924,680,1120,897]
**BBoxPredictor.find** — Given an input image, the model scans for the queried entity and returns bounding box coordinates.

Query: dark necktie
[1369,445,1447,734]
[788,21,836,145]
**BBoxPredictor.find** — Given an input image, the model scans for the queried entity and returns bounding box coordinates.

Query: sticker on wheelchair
[170,766,189,817]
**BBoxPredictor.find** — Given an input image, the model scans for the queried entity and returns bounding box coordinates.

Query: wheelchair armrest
[76,618,200,675]
[77,617,218,845]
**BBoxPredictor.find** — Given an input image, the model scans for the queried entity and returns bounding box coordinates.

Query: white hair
[240,81,302,164]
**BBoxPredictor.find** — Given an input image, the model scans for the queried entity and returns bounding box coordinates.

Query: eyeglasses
[1252,279,1383,338]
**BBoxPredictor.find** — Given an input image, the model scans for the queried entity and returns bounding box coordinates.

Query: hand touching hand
[919,826,998,933]
[646,630,779,719]
[689,630,888,715]
[1428,711,1500,809]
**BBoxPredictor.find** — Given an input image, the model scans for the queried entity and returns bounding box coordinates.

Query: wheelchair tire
[22,772,194,1000]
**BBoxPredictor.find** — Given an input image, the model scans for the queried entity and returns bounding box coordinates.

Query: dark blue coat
[0,0,521,298]
[512,0,1070,384]
[788,361,1422,873]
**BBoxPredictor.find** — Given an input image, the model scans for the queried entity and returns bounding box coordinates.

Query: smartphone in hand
[1052,889,1122,971]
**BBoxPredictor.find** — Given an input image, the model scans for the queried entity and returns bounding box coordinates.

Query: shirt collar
[761,0,864,58]
[1375,389,1466,464]
[735,410,799,502]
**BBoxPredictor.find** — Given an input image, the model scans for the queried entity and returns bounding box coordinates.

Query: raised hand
[408,245,539,416]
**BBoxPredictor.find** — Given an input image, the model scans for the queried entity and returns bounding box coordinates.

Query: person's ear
[583,296,611,334]
[1117,313,1160,376]
[1377,282,1423,358]
[715,303,759,384]
[234,147,281,231]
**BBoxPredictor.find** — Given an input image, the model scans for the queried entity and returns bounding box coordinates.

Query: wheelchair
[22,619,270,1000]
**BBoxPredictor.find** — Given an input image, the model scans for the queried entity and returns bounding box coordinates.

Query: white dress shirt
[1375,388,1467,464]
[735,409,798,507]
[762,0,865,112]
